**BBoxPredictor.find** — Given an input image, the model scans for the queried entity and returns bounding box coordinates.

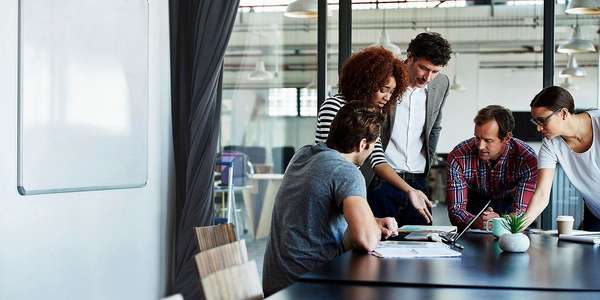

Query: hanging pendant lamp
[285,0,318,18]
[565,0,600,15]
[557,24,596,54]
[370,9,402,56]
[375,28,402,56]
[450,53,466,91]
[560,54,587,78]
[248,60,274,81]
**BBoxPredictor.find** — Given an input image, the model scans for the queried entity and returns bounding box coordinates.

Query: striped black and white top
[314,95,388,169]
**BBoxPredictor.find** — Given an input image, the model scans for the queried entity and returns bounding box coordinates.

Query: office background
[1,1,599,299]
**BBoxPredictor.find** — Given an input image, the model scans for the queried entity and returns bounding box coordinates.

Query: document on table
[399,225,457,234]
[371,241,462,258]
[558,233,600,244]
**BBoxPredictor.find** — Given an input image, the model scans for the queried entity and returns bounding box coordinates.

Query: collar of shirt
[406,85,428,93]
[400,85,428,104]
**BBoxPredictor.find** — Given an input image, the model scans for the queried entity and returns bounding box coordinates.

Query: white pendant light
[560,54,587,78]
[450,75,465,92]
[284,0,317,18]
[374,29,402,56]
[248,60,274,81]
[370,9,402,56]
[557,24,596,54]
[450,53,466,92]
[565,0,600,15]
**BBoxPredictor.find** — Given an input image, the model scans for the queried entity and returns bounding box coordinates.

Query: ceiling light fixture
[248,60,274,81]
[560,54,587,78]
[370,9,402,56]
[284,0,318,18]
[557,24,596,54]
[450,53,466,91]
[565,0,600,15]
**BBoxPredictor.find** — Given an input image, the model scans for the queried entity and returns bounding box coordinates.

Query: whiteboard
[17,0,149,195]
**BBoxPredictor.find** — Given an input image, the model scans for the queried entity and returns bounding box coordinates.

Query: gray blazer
[361,73,450,186]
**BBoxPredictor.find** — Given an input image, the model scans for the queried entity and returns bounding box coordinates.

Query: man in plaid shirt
[446,105,537,230]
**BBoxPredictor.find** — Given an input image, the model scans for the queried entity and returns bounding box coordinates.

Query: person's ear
[359,138,369,151]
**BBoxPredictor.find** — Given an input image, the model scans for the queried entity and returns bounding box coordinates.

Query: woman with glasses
[523,86,600,230]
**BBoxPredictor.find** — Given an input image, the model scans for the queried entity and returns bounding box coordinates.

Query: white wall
[0,1,172,299]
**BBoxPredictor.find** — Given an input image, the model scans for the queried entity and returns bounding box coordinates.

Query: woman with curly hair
[315,46,409,143]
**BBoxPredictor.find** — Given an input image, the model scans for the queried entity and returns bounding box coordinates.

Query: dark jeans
[367,173,432,226]
[582,204,600,231]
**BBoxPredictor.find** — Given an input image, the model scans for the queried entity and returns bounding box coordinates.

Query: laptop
[441,200,492,249]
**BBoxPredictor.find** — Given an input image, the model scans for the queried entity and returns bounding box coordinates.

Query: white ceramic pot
[498,233,530,252]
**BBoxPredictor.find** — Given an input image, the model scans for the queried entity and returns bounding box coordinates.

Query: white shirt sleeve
[538,138,558,169]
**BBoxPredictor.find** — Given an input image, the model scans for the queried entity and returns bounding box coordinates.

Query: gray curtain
[168,1,239,299]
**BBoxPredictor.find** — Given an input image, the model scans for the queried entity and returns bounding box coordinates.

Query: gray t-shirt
[262,143,366,296]
[538,109,600,219]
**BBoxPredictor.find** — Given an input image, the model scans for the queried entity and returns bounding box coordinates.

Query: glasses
[530,109,561,127]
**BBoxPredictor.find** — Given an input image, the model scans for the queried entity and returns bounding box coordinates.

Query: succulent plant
[501,214,527,234]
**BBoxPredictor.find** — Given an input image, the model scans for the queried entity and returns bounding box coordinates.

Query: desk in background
[242,173,284,239]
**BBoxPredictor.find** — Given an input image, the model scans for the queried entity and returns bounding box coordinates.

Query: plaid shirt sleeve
[446,149,476,229]
[511,149,538,216]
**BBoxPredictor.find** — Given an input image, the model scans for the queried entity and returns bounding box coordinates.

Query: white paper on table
[399,225,457,233]
[372,241,462,258]
[558,233,600,244]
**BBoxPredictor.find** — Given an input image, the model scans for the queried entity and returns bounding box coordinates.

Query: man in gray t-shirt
[262,102,399,296]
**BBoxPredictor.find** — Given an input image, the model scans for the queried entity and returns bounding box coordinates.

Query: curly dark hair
[407,32,452,66]
[338,46,409,114]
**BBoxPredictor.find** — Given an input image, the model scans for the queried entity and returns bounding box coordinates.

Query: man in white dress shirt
[362,32,452,226]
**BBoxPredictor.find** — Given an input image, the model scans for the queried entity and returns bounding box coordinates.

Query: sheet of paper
[372,241,462,258]
[559,233,600,244]
[528,229,591,236]
[399,225,457,233]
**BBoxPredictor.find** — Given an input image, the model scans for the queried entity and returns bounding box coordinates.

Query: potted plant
[498,214,530,252]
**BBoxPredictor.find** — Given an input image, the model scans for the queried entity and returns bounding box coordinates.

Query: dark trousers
[367,173,431,226]
[582,204,600,231]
